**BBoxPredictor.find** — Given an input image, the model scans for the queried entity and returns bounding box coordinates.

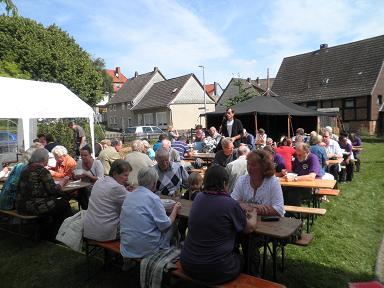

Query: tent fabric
[208,95,334,116]
[0,77,95,154]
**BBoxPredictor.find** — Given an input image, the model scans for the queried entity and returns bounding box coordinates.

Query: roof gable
[132,74,192,110]
[107,69,165,104]
[272,34,384,103]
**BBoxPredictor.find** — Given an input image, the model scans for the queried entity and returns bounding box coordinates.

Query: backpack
[0,163,26,210]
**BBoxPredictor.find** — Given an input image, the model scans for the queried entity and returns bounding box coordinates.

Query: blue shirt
[310,144,328,175]
[120,186,172,258]
[171,140,189,160]
[153,141,162,152]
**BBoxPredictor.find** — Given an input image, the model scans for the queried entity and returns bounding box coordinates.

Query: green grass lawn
[0,141,383,288]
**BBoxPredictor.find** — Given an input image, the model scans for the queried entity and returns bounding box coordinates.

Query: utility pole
[198,65,207,114]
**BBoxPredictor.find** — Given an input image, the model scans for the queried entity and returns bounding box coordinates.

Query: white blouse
[231,175,284,216]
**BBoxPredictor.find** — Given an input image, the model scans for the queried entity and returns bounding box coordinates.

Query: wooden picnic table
[328,158,343,165]
[61,180,92,193]
[352,146,363,152]
[279,178,337,189]
[161,194,302,280]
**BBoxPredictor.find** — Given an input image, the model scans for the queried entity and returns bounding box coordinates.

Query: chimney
[154,67,158,72]
[256,77,260,85]
[320,43,328,49]
[134,71,139,77]
[115,67,121,78]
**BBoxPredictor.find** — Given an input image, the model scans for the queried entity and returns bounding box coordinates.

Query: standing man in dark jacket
[220,108,243,148]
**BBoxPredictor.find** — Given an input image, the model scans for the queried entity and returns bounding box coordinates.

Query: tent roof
[0,77,94,119]
[207,95,335,116]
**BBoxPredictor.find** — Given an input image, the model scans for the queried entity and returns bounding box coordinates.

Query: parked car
[122,126,164,142]
[0,131,17,153]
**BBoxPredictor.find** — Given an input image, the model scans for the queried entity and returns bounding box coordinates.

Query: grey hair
[137,167,158,188]
[131,140,144,152]
[310,135,322,145]
[51,145,68,157]
[221,137,232,148]
[238,145,250,156]
[22,147,38,163]
[111,138,122,147]
[295,142,310,153]
[30,142,44,149]
[30,148,49,164]
[161,139,171,149]
[142,140,150,148]
[155,148,170,160]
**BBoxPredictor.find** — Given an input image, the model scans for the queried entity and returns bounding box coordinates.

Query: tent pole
[254,112,258,135]
[287,115,290,138]
[22,117,30,152]
[89,117,96,158]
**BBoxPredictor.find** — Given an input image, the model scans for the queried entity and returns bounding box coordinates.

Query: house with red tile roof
[105,67,128,93]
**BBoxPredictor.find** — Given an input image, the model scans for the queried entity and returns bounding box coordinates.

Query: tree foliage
[93,57,114,96]
[0,58,30,79]
[0,0,17,16]
[224,78,261,107]
[0,16,104,106]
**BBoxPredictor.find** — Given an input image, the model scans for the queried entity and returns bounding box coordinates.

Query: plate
[161,199,176,209]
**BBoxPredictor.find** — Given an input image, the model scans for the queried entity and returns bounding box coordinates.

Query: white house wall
[172,77,214,104]
[169,103,215,129]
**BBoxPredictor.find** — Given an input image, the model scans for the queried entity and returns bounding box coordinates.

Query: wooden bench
[0,209,40,238]
[284,205,326,233]
[313,189,340,207]
[171,261,286,288]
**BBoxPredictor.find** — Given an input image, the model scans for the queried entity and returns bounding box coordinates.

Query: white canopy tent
[0,77,95,155]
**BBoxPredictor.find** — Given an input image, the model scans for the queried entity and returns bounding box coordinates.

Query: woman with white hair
[120,167,181,258]
[16,148,71,240]
[50,145,76,178]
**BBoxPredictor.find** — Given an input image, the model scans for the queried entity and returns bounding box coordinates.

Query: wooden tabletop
[328,158,343,165]
[62,180,92,192]
[186,153,215,160]
[161,195,301,239]
[352,146,363,151]
[279,178,337,189]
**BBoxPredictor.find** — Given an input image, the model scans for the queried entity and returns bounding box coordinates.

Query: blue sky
[7,0,384,86]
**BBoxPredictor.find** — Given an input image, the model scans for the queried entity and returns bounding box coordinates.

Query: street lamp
[198,65,207,115]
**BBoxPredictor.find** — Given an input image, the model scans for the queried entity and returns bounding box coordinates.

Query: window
[345,98,354,108]
[378,95,383,106]
[109,117,113,125]
[122,103,125,110]
[128,118,132,127]
[113,105,117,111]
[306,101,317,110]
[114,116,117,124]
[143,113,153,125]
[152,126,163,133]
[143,127,152,133]
[138,114,143,125]
[156,112,167,127]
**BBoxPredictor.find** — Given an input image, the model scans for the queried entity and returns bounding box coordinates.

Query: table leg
[262,237,267,278]
[272,239,277,281]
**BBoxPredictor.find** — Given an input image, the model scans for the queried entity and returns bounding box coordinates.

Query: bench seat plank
[0,209,39,220]
[284,205,326,216]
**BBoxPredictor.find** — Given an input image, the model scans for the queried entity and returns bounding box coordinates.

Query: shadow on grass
[361,136,384,143]
[0,229,376,288]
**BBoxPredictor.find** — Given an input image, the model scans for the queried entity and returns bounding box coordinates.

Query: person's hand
[173,202,182,212]
[281,169,287,177]
[230,137,236,143]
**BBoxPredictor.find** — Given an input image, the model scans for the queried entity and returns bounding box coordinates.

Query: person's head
[45,133,55,143]
[263,145,275,161]
[155,148,171,171]
[280,137,292,147]
[30,148,49,165]
[221,137,234,156]
[310,134,322,146]
[266,138,273,146]
[158,134,168,141]
[80,146,93,165]
[209,126,217,136]
[68,121,77,130]
[296,128,305,136]
[225,108,235,121]
[37,133,46,146]
[30,142,44,149]
[295,142,310,162]
[51,145,68,163]
[131,140,144,152]
[161,139,171,150]
[141,140,151,153]
[109,159,132,185]
[247,150,275,181]
[242,128,248,137]
[100,139,111,149]
[310,131,318,138]
[258,128,265,135]
[203,165,229,192]
[111,139,123,152]
[295,134,304,143]
[349,133,356,141]
[195,124,203,130]
[238,145,250,157]
[188,172,203,192]
[321,130,331,145]
[325,126,333,134]
[22,147,38,163]
[339,135,348,145]
[137,167,158,192]
[178,135,187,142]
[167,125,174,132]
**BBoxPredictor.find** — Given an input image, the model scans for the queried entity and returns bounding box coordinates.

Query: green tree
[93,57,114,96]
[0,58,30,79]
[0,0,17,16]
[0,16,104,106]
[224,78,261,107]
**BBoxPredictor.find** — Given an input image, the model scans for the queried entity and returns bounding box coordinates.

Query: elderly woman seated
[50,145,76,178]
[16,148,71,240]
[120,167,181,258]
[72,146,104,209]
[180,166,257,285]
[84,160,132,242]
